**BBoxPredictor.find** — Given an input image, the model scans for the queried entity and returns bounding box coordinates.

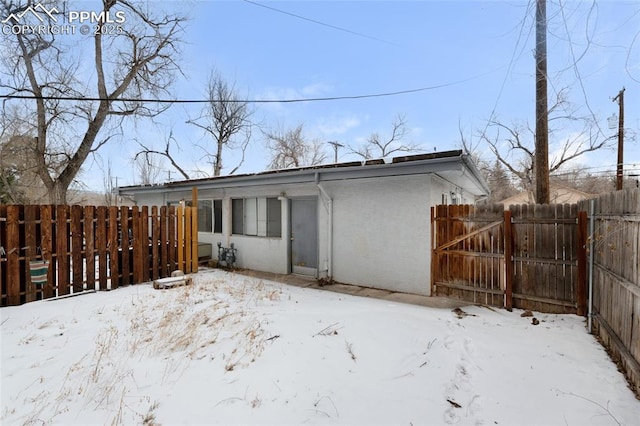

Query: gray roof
[119,150,490,197]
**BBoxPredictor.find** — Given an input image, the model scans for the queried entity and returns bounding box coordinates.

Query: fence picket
[160,206,169,277]
[168,206,176,273]
[151,206,160,281]
[177,206,184,273]
[108,206,119,290]
[6,206,20,305]
[71,205,83,293]
[120,206,131,286]
[84,206,96,291]
[40,205,54,298]
[504,210,514,310]
[142,206,150,282]
[56,205,70,296]
[185,207,192,274]
[132,206,142,284]
[96,207,108,291]
[24,205,37,302]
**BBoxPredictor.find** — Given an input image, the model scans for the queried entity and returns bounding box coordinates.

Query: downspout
[315,172,333,278]
[588,198,595,334]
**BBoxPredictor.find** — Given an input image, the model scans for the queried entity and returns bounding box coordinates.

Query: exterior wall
[322,174,442,296]
[125,173,459,296]
[126,184,323,275]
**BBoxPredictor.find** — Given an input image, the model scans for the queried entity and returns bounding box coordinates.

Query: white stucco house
[118,150,489,296]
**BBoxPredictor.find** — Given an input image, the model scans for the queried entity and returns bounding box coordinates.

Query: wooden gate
[431,203,587,314]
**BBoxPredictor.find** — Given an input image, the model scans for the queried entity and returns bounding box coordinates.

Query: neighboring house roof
[499,184,595,208]
[118,150,491,199]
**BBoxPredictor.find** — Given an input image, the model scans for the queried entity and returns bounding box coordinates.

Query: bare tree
[134,151,163,185]
[0,1,185,204]
[349,115,420,160]
[458,124,517,204]
[136,131,192,180]
[478,90,617,195]
[186,70,253,176]
[102,160,116,207]
[264,124,327,169]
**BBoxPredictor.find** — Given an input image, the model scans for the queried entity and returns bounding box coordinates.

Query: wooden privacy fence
[431,203,587,315]
[0,204,198,306]
[578,189,640,393]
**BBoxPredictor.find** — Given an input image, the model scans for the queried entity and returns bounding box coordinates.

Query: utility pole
[535,0,550,204]
[613,87,625,190]
[328,141,344,163]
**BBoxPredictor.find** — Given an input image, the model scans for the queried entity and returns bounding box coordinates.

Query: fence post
[576,211,588,317]
[504,210,514,311]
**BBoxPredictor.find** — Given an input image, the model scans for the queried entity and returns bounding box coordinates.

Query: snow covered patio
[2,270,639,425]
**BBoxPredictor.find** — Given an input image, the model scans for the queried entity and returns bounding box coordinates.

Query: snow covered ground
[2,270,639,425]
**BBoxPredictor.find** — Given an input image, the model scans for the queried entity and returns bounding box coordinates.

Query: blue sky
[84,0,639,189]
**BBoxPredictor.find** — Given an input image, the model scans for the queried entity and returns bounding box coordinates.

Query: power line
[476,0,534,145]
[558,0,607,141]
[0,68,500,104]
[626,28,640,83]
[241,0,398,46]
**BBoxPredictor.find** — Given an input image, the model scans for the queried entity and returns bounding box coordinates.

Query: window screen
[213,200,222,233]
[232,199,244,234]
[197,200,212,233]
[267,198,281,237]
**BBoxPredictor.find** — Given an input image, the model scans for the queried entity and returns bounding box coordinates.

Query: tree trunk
[214,139,223,176]
[49,181,69,205]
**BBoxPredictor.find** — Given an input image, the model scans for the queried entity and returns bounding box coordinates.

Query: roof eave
[118,153,469,196]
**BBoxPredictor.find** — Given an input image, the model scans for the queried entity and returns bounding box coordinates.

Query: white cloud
[300,82,333,97]
[258,81,333,102]
[315,114,362,136]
